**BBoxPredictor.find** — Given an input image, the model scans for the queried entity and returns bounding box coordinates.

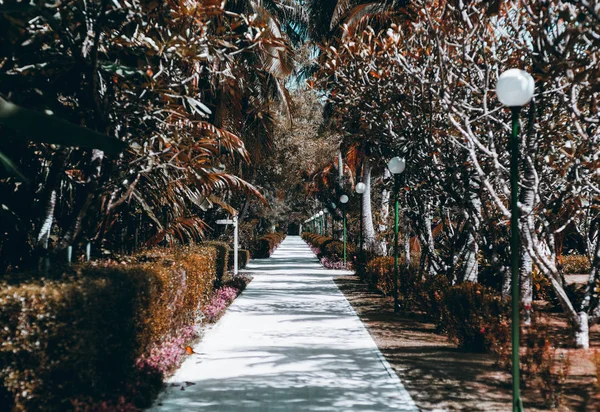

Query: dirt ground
[334,275,600,412]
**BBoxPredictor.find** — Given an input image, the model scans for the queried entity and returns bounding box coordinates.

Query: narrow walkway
[151,236,418,411]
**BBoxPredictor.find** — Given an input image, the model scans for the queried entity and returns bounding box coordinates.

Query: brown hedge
[253,233,285,258]
[228,249,251,269]
[201,241,229,285]
[0,245,216,411]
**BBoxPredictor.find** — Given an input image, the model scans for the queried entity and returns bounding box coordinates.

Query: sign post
[233,216,238,275]
[216,217,239,275]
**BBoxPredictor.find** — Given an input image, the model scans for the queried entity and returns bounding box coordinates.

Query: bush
[228,249,251,270]
[301,232,329,249]
[416,274,452,325]
[561,254,591,274]
[253,233,285,258]
[203,274,252,323]
[521,316,571,408]
[321,240,355,262]
[441,282,509,352]
[0,246,217,411]
[202,241,229,285]
[365,257,395,295]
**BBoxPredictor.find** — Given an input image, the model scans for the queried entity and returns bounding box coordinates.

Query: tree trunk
[37,190,57,250]
[376,168,391,256]
[462,173,481,283]
[575,312,589,349]
[520,156,536,324]
[362,158,376,251]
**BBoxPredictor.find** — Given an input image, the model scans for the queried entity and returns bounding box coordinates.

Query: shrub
[202,274,252,323]
[0,246,217,411]
[365,257,395,295]
[202,241,229,285]
[416,274,452,325]
[561,254,591,274]
[521,316,571,408]
[321,240,355,262]
[441,282,509,352]
[301,232,329,249]
[253,233,285,258]
[228,249,251,270]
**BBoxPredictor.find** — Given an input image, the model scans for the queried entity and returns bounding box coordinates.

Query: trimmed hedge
[0,246,217,411]
[201,241,229,285]
[253,233,285,258]
[228,249,251,270]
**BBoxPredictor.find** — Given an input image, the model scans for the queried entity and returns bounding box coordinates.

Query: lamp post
[497,68,534,412]
[319,210,324,235]
[340,194,349,265]
[331,203,336,238]
[388,156,406,313]
[355,183,366,255]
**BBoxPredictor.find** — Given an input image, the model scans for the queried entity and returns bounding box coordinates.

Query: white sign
[216,219,234,225]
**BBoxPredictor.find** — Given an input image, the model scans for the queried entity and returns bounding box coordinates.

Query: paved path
[151,236,418,411]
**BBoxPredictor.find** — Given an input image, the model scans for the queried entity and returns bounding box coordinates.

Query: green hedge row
[0,246,218,410]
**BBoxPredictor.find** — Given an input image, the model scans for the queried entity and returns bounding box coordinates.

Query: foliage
[253,232,286,258]
[0,0,295,273]
[0,245,216,410]
[228,249,251,270]
[561,255,591,275]
[317,0,600,345]
[202,241,230,286]
[365,256,395,295]
[441,282,509,352]
[415,274,452,326]
[521,317,571,408]
[203,274,252,323]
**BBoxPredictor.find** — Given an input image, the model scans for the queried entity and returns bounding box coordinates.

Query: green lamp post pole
[340,195,349,266]
[388,157,406,314]
[497,68,534,412]
[319,210,324,235]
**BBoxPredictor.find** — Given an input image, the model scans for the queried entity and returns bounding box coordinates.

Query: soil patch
[334,275,600,411]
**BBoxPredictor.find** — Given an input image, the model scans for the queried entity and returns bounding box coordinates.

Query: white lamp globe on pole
[339,195,349,204]
[355,182,366,253]
[387,157,405,175]
[496,69,534,107]
[388,156,406,314]
[496,67,534,412]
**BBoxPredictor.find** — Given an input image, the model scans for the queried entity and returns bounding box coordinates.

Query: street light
[388,156,405,313]
[330,203,336,237]
[497,68,534,412]
[340,195,349,266]
[319,210,324,235]
[355,182,366,254]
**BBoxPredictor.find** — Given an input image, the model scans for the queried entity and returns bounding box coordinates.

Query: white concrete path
[151,236,418,411]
